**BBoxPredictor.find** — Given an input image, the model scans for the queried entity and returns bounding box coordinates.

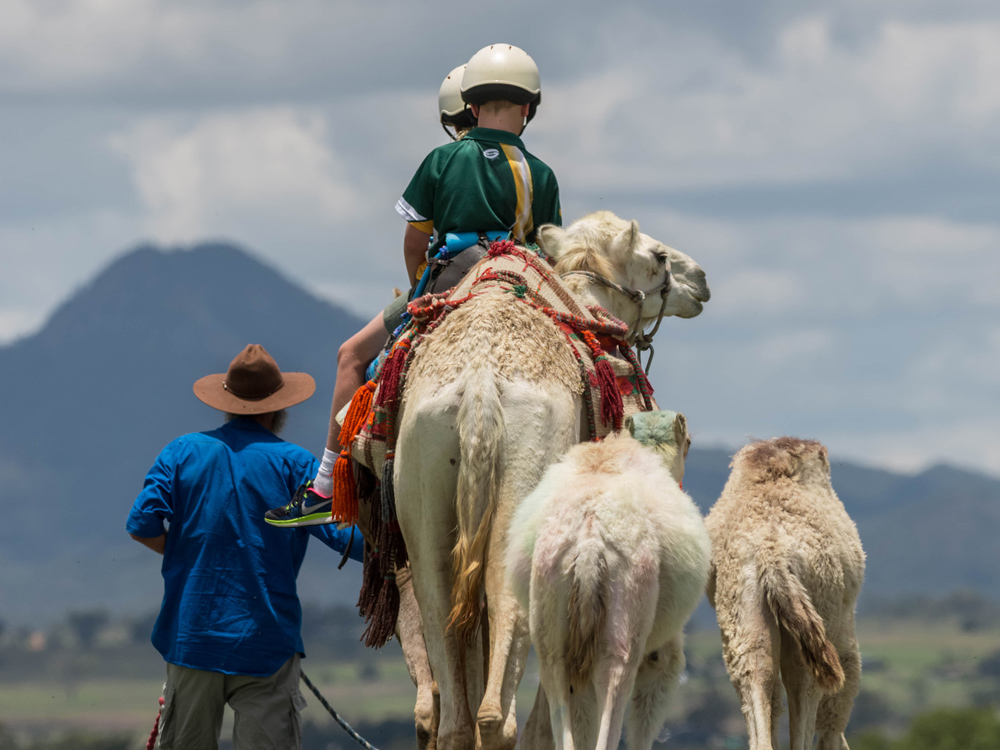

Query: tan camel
[506,421,711,750]
[394,211,709,750]
[705,437,865,750]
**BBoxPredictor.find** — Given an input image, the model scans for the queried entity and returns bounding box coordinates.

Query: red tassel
[330,451,358,524]
[487,239,517,258]
[594,357,624,430]
[338,380,375,447]
[374,340,410,410]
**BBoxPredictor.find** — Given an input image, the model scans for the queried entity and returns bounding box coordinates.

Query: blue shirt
[126,417,363,676]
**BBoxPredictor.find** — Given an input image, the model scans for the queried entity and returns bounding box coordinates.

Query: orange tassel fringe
[331,381,376,524]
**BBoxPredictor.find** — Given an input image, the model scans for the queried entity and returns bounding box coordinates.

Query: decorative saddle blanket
[334,240,656,647]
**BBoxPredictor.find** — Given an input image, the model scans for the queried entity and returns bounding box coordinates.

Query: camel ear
[537,224,566,260]
[624,414,636,437]
[611,220,640,261]
[673,413,690,459]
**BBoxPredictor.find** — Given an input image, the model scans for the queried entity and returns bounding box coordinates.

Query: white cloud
[109,108,359,243]
[537,14,1000,192]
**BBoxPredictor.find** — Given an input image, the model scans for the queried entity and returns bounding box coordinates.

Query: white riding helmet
[461,44,541,123]
[439,65,477,139]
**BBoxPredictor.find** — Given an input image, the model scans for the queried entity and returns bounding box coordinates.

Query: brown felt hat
[193,344,315,414]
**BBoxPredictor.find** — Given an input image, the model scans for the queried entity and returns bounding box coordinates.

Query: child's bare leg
[325,312,391,450]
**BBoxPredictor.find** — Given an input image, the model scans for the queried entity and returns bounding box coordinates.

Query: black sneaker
[265,482,335,527]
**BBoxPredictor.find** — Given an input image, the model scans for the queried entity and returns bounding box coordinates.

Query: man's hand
[130,532,167,555]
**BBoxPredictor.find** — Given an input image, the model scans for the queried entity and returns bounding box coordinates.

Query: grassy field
[2,616,998,748]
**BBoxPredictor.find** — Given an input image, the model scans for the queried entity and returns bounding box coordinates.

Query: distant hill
[0,242,997,625]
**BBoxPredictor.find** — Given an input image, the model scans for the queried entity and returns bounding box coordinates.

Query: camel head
[731,437,831,486]
[539,211,711,326]
[624,409,690,485]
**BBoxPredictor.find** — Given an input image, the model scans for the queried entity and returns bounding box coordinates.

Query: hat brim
[193,372,316,414]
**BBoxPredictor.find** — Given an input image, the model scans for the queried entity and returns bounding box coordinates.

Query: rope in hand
[300,669,382,750]
[144,673,380,750]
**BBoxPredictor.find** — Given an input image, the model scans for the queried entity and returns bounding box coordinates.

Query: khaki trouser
[157,655,306,750]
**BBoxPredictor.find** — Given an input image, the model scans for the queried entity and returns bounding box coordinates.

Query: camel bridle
[560,269,672,374]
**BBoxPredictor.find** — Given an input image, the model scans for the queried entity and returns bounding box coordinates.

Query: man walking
[127,344,362,749]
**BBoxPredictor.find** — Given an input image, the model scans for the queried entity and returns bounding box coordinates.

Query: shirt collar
[464,127,526,150]
[223,416,273,434]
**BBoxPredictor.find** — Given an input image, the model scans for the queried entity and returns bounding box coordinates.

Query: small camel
[705,437,865,750]
[506,421,711,750]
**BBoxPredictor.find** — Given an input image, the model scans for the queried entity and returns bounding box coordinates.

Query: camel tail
[762,565,844,693]
[447,364,504,643]
[565,533,609,689]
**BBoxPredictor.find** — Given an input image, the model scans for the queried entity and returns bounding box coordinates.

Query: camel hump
[761,565,845,693]
[565,531,609,689]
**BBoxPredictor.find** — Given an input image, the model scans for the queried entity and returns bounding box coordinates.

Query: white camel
[705,437,865,750]
[506,419,710,750]
[393,211,710,750]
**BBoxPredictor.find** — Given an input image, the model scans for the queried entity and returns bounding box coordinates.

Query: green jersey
[395,127,561,244]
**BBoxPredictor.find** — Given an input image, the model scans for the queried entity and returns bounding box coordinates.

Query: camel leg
[476,522,531,750]
[522,687,555,750]
[780,628,821,750]
[815,626,861,750]
[626,638,685,750]
[477,385,578,750]
[592,660,640,750]
[720,581,781,750]
[396,403,475,750]
[537,660,575,750]
[394,565,440,750]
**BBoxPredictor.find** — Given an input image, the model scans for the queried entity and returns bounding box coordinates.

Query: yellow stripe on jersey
[409,219,433,234]
[500,143,534,243]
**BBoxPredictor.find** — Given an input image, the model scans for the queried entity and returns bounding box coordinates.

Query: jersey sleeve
[126,444,177,538]
[396,150,440,234]
[531,163,562,231]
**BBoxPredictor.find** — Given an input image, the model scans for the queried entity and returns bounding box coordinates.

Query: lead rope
[300,669,382,750]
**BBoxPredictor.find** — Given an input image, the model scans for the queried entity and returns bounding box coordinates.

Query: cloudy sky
[2,0,998,476]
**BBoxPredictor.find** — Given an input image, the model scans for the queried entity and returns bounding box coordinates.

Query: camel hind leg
[477,382,579,750]
[719,565,782,750]
[395,398,477,750]
[815,619,861,750]
[626,638,685,750]
[394,565,440,750]
[780,625,822,750]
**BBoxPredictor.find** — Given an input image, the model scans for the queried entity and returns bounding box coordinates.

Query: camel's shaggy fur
[506,429,711,750]
[705,437,865,750]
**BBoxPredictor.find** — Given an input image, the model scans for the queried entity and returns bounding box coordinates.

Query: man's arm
[130,532,167,555]
[309,524,365,564]
[404,224,433,288]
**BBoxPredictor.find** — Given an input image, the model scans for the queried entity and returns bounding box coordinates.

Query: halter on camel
[559,269,672,374]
